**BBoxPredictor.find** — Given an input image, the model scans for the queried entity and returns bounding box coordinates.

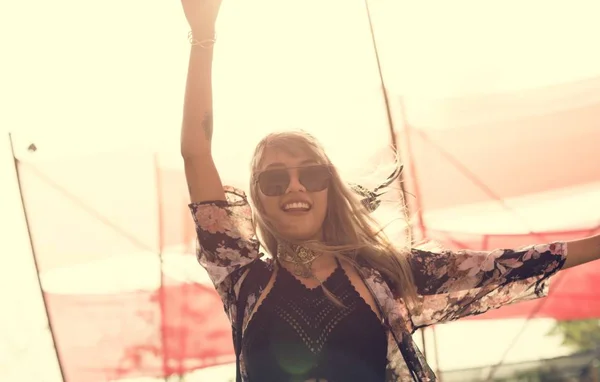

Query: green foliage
[548,320,600,351]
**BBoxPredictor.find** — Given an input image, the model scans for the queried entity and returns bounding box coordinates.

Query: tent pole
[8,133,67,382]
[153,154,170,382]
[361,0,410,214]
[432,325,443,381]
[362,0,429,364]
[420,329,427,361]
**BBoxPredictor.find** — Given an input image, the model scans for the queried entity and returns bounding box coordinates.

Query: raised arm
[180,1,262,320]
[180,0,225,203]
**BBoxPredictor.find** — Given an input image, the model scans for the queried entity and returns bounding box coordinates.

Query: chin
[270,213,325,242]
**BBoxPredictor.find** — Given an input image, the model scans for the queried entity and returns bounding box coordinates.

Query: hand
[181,0,223,35]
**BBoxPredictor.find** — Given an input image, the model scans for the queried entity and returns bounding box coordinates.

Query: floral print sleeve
[188,186,260,322]
[409,243,568,328]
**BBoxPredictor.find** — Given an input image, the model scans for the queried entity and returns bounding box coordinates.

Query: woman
[180,1,600,381]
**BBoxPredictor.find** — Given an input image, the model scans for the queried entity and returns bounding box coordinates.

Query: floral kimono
[190,187,568,381]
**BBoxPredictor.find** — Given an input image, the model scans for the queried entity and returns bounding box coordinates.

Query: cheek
[313,191,329,220]
[259,195,281,218]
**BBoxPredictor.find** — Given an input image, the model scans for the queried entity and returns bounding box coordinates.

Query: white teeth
[283,202,310,211]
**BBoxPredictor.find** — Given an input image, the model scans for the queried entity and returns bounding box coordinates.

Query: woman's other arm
[563,235,600,269]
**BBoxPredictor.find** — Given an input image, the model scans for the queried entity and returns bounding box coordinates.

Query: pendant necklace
[277,243,321,279]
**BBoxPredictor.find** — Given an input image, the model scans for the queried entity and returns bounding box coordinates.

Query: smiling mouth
[282,202,311,212]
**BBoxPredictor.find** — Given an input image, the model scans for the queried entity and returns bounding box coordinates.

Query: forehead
[259,147,318,170]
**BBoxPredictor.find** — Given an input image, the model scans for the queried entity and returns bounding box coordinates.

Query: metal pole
[362,0,429,363]
[432,325,443,381]
[153,154,170,382]
[8,133,67,382]
[420,328,427,361]
[362,0,410,212]
[358,0,427,361]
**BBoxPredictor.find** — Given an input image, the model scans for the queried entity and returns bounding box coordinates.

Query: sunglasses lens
[258,169,290,196]
[299,165,331,192]
[257,165,331,196]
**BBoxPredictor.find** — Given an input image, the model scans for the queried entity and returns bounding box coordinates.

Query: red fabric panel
[45,278,233,382]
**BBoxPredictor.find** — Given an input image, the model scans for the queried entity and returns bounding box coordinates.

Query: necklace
[277,244,321,278]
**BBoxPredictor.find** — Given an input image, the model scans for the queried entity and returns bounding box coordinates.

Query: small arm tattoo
[202,112,213,141]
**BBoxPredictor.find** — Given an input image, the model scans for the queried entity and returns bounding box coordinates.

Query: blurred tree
[548,320,600,351]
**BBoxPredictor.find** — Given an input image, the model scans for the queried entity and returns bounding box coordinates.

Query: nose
[285,169,306,193]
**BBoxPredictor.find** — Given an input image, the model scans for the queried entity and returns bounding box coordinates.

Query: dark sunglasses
[255,164,332,196]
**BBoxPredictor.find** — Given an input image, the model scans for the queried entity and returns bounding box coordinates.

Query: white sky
[2,0,600,380]
[3,1,600,157]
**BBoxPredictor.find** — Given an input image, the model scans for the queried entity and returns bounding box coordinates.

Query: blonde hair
[248,130,418,306]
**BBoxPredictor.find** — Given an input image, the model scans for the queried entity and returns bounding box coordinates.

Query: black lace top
[242,260,388,382]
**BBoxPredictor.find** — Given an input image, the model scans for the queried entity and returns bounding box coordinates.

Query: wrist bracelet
[188,31,216,49]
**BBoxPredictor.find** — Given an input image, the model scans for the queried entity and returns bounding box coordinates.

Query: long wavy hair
[248,130,418,306]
